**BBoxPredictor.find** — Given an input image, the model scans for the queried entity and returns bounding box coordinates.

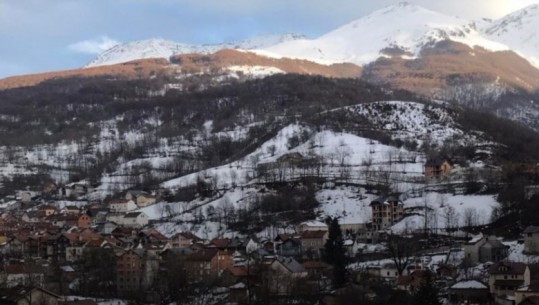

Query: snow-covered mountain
[256,2,508,65]
[85,33,305,67]
[482,4,539,67]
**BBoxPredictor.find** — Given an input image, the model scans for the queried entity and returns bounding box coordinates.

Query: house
[183,248,233,282]
[271,257,308,277]
[344,239,360,258]
[424,158,452,178]
[516,283,539,305]
[463,234,509,264]
[268,257,308,295]
[357,227,383,244]
[0,286,60,305]
[62,206,80,215]
[297,221,328,233]
[57,183,91,199]
[447,280,490,305]
[125,190,146,201]
[108,199,137,213]
[0,262,44,288]
[379,263,400,281]
[160,247,193,263]
[170,232,201,248]
[524,226,539,254]
[116,249,159,295]
[275,236,302,258]
[120,212,149,228]
[135,194,156,208]
[38,205,57,217]
[488,262,530,301]
[370,195,404,231]
[277,152,305,164]
[300,230,328,259]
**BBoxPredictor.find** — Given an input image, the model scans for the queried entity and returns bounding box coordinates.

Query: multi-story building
[183,248,232,282]
[370,195,404,231]
[488,262,530,302]
[116,249,159,295]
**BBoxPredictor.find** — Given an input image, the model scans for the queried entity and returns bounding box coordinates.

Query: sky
[1,0,538,78]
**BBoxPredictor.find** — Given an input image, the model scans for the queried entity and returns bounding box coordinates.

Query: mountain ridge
[86,33,307,68]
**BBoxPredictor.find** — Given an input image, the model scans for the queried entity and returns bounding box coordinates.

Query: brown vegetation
[0,58,171,90]
[170,49,362,78]
[363,41,539,95]
[0,50,361,90]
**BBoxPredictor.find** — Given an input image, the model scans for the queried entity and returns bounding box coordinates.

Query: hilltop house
[424,158,452,178]
[370,195,404,231]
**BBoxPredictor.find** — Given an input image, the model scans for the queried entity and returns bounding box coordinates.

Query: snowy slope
[256,2,507,65]
[482,4,539,67]
[86,33,305,67]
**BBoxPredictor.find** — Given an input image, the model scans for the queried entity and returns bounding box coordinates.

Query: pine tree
[413,272,441,305]
[323,217,347,288]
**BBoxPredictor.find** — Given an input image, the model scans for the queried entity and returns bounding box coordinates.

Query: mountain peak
[85,33,306,68]
[483,3,539,67]
[259,2,506,66]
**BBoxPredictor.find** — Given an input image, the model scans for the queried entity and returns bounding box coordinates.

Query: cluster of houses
[2,159,539,305]
[359,230,539,305]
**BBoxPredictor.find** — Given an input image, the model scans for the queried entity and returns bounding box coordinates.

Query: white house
[120,211,149,228]
[109,199,138,213]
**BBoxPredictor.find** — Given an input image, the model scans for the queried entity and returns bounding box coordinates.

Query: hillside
[1,74,538,202]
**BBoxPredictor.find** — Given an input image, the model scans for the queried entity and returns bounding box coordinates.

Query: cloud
[68,36,120,54]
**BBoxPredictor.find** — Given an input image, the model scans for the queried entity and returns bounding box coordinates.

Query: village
[0,157,537,305]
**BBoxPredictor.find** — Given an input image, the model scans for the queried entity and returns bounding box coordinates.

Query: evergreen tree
[413,272,441,305]
[323,217,347,288]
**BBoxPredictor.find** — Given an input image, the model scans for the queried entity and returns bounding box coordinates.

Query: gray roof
[276,257,307,273]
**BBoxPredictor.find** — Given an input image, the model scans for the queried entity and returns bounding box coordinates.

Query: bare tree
[444,206,459,233]
[387,234,417,275]
[463,208,477,228]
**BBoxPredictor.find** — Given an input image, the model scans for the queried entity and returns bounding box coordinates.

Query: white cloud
[68,35,120,54]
